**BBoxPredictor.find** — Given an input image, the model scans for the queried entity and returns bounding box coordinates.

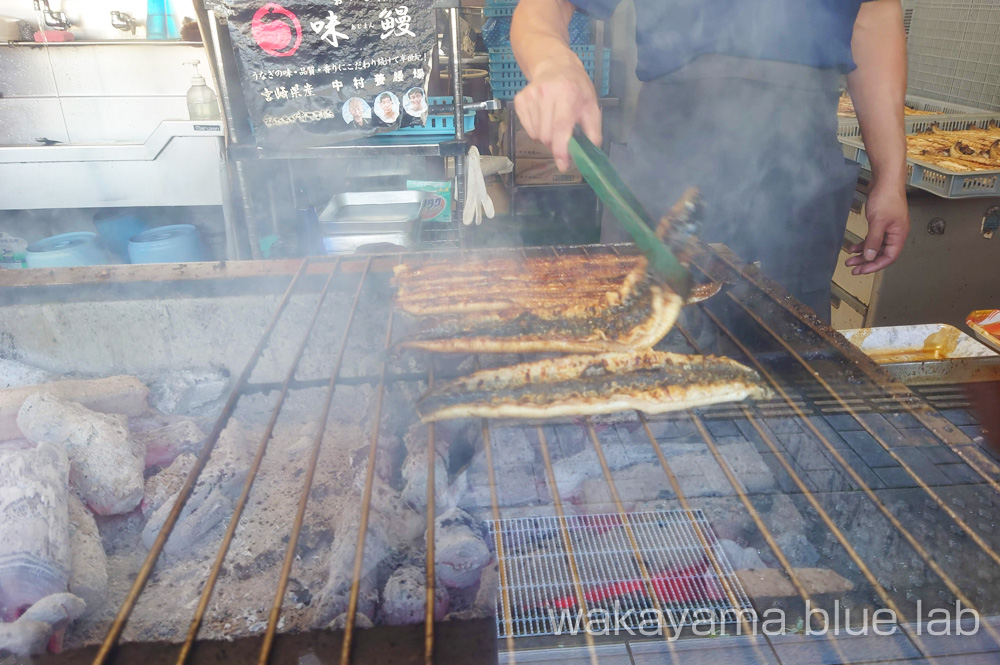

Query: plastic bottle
[146,0,180,39]
[184,60,221,120]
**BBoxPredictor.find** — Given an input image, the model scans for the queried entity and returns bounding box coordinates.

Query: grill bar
[425,376,437,665]
[340,309,397,665]
[689,307,967,661]
[699,298,1000,654]
[704,247,1000,490]
[259,256,375,665]
[725,294,1000,570]
[175,264,341,665]
[534,426,600,665]
[92,259,312,665]
[481,421,517,652]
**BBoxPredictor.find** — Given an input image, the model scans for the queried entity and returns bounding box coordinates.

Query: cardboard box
[515,158,583,186]
[514,122,553,158]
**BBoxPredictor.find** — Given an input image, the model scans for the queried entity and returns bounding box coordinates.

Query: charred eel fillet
[394,189,705,353]
[415,350,772,422]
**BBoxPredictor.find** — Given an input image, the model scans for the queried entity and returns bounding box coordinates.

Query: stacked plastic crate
[484,0,610,100]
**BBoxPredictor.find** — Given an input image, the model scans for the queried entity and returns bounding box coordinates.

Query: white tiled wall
[0,42,211,145]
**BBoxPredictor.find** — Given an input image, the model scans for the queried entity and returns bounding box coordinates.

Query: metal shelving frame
[196,1,470,259]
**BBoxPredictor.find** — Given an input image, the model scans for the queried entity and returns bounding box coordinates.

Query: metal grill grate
[489,510,755,638]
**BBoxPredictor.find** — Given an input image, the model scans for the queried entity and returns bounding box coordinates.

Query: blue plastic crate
[488,47,610,99]
[482,8,590,45]
[384,96,475,137]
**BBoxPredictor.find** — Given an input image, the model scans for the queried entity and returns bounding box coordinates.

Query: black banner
[215,0,437,149]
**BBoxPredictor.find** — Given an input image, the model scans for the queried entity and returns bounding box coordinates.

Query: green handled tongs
[568,128,695,300]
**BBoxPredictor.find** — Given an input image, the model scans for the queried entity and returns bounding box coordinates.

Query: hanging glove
[463,146,513,226]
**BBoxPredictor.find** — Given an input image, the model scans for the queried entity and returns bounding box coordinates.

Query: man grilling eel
[510,0,910,321]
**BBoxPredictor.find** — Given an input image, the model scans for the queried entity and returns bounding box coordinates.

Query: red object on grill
[550,558,722,610]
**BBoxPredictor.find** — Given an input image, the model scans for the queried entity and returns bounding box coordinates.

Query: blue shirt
[570,0,870,81]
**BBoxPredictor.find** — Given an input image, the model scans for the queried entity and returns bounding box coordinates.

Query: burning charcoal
[473,562,499,613]
[314,478,424,626]
[140,422,251,556]
[148,368,229,417]
[380,565,448,625]
[67,495,108,615]
[718,539,766,570]
[401,447,448,510]
[0,440,71,621]
[327,612,374,631]
[0,592,85,657]
[0,358,52,389]
[17,393,145,516]
[141,452,196,520]
[431,508,491,589]
[0,376,149,442]
[378,383,424,438]
[349,435,402,487]
[135,419,205,468]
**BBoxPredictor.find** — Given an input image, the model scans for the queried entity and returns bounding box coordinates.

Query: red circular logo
[251,3,302,57]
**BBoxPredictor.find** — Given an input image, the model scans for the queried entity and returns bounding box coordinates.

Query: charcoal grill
[5,242,999,665]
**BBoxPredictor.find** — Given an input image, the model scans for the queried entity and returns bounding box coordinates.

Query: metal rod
[582,421,679,646]
[481,423,517,651]
[424,369,436,665]
[257,258,374,665]
[534,427,600,665]
[691,305,958,661]
[701,247,1000,482]
[447,6,465,236]
[92,260,311,665]
[724,294,1000,570]
[339,309,397,665]
[176,264,340,665]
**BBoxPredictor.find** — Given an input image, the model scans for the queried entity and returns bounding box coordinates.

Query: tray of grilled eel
[392,189,772,423]
[842,121,1000,199]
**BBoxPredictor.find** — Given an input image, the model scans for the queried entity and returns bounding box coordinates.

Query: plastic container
[489,46,610,99]
[146,0,180,39]
[94,209,147,260]
[127,224,204,263]
[185,60,220,120]
[24,232,108,268]
[385,96,475,137]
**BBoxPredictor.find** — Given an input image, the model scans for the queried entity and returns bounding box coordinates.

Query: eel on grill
[415,350,771,422]
[394,188,703,354]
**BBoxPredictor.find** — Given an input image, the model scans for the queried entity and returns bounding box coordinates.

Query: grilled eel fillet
[416,350,771,422]
[394,188,702,354]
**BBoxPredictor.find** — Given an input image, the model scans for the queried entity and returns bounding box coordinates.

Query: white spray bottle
[184,60,221,120]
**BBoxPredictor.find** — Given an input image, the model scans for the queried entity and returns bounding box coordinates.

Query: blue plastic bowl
[94,209,147,260]
[25,232,108,268]
[127,224,203,264]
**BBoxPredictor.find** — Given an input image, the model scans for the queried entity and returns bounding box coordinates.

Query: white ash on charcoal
[401,424,450,510]
[444,562,499,622]
[130,416,205,468]
[327,612,374,631]
[140,421,252,557]
[147,368,230,418]
[718,539,767,570]
[140,452,195,520]
[17,393,146,516]
[380,565,448,625]
[0,357,53,389]
[0,375,149,442]
[67,494,108,616]
[314,475,424,625]
[350,435,403,488]
[0,592,85,656]
[430,508,491,589]
[0,439,71,621]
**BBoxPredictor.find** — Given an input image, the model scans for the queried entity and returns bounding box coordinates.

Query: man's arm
[845,0,910,275]
[511,0,602,171]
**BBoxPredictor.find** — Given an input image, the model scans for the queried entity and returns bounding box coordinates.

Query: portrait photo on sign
[403,87,428,116]
[374,91,401,124]
[342,97,372,128]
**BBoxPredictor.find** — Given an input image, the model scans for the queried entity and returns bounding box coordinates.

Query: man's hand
[510,0,601,172]
[844,183,910,275]
[514,59,602,172]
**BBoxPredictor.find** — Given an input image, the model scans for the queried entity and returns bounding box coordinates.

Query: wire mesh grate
[488,510,756,638]
[907,0,1000,111]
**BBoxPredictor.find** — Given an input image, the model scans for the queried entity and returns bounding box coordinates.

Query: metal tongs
[568,128,697,300]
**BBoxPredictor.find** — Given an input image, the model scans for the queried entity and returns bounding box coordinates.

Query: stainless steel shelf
[230,138,468,161]
[3,40,204,47]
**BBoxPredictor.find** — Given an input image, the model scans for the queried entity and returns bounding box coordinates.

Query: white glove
[463,145,494,226]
